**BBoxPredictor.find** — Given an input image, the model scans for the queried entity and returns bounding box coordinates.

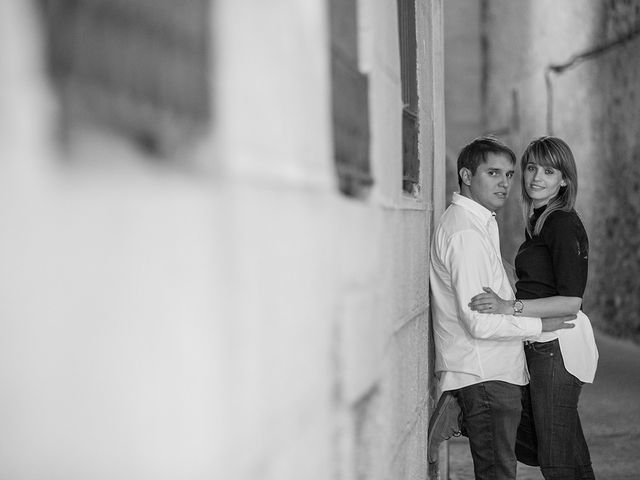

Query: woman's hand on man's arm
[468,287,513,315]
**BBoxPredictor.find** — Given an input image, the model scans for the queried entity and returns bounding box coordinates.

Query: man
[428,136,575,479]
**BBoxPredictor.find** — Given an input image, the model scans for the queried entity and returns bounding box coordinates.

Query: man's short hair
[457,136,516,187]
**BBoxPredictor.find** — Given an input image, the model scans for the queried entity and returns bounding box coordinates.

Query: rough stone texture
[586,1,640,341]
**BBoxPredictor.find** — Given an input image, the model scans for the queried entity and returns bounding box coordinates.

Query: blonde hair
[520,136,578,237]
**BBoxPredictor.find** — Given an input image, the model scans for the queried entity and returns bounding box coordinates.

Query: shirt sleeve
[542,212,589,297]
[445,229,542,341]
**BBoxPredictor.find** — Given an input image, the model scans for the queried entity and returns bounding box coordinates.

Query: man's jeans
[456,381,522,480]
[516,339,595,480]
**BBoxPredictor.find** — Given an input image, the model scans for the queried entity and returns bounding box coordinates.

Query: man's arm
[502,257,517,291]
[541,314,577,332]
[446,229,542,341]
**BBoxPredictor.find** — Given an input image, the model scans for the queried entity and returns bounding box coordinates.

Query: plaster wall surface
[0,1,445,479]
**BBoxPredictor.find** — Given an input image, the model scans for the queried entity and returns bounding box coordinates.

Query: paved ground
[447,330,640,479]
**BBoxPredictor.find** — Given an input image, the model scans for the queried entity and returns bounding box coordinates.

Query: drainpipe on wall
[545,26,640,134]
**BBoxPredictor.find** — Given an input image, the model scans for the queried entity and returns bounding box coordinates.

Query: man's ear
[459,167,472,186]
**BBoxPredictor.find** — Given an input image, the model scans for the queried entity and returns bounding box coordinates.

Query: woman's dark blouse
[515,206,589,300]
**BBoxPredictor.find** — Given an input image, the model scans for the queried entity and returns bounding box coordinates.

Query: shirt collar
[451,192,495,224]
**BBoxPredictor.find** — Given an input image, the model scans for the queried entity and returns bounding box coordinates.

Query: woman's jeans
[516,339,595,480]
[457,381,523,480]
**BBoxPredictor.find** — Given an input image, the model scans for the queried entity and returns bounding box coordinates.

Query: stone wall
[584,1,640,341]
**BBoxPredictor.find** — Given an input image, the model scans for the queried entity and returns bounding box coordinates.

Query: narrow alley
[1,1,639,479]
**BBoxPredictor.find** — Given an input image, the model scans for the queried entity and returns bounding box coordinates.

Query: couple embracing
[428,136,598,480]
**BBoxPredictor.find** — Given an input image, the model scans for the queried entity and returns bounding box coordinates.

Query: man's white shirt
[430,193,542,392]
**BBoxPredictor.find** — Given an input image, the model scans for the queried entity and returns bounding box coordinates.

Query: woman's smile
[523,162,565,206]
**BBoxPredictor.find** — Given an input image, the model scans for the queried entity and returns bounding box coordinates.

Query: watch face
[514,300,524,313]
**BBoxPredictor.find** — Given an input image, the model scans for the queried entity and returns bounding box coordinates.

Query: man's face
[462,152,515,212]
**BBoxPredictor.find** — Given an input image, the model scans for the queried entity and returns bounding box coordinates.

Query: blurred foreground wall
[0,1,445,479]
[445,0,640,341]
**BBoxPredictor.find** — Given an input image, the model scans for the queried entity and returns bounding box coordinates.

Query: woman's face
[523,161,565,208]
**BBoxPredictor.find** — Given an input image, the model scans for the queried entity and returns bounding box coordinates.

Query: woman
[468,136,597,479]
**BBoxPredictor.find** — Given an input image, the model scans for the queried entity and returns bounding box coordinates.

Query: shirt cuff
[518,315,543,339]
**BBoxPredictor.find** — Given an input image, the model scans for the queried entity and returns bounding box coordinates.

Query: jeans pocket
[530,340,556,356]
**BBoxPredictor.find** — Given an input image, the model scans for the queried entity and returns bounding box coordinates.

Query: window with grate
[329,0,372,198]
[397,0,420,195]
[38,0,211,157]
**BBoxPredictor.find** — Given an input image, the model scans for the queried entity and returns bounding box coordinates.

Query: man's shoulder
[433,206,489,260]
[437,203,480,234]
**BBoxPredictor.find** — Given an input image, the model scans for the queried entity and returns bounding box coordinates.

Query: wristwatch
[513,299,524,315]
